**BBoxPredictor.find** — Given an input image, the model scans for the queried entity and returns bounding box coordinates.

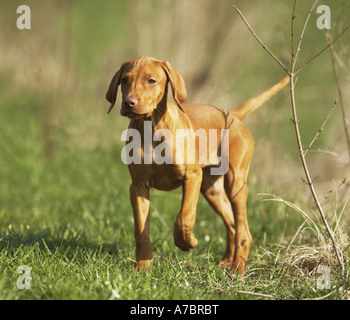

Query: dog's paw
[173,228,198,251]
[220,257,234,266]
[135,260,152,272]
[230,259,246,275]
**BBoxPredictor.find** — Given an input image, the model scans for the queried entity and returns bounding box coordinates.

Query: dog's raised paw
[173,229,198,251]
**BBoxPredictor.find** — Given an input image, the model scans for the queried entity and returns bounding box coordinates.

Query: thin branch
[287,4,345,271]
[291,0,319,71]
[291,0,298,69]
[304,100,337,156]
[232,3,346,275]
[309,148,340,157]
[319,178,348,204]
[232,5,290,75]
[288,77,344,275]
[333,1,349,31]
[329,47,349,74]
[295,24,350,75]
[327,31,350,162]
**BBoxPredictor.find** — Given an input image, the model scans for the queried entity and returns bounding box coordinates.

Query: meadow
[0,0,349,300]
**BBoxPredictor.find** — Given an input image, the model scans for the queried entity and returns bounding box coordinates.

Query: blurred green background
[0,0,350,300]
[1,0,349,201]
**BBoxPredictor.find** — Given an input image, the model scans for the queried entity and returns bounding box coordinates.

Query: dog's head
[106,56,187,118]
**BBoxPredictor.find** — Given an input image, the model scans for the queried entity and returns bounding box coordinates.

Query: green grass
[0,94,348,300]
[1,0,350,301]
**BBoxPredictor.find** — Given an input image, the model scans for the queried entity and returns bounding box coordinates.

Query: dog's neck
[132,89,188,134]
[150,94,182,133]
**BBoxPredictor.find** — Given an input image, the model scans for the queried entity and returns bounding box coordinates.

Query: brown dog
[106,56,289,273]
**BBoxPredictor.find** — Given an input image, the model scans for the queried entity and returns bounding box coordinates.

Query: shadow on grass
[0,226,126,262]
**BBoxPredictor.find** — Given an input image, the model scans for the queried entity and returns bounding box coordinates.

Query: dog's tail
[232,75,290,121]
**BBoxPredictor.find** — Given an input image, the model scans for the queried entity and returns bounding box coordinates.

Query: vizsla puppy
[106,56,289,274]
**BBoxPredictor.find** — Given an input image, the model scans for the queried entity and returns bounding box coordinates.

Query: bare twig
[290,0,345,274]
[304,100,337,156]
[309,148,340,157]
[290,66,345,277]
[233,2,346,275]
[232,5,290,75]
[295,24,350,75]
[291,0,319,72]
[319,178,348,204]
[290,0,298,68]
[288,2,343,274]
[327,31,350,162]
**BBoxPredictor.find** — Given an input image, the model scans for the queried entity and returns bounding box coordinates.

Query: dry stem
[291,0,319,72]
[232,5,289,75]
[295,24,350,75]
[233,2,348,275]
[304,100,337,156]
[327,31,350,162]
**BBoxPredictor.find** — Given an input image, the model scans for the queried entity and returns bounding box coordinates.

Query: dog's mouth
[121,110,153,120]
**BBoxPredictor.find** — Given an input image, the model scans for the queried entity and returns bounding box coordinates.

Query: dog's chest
[128,161,187,191]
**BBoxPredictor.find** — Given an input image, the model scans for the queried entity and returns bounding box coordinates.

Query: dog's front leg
[173,169,202,251]
[130,183,152,271]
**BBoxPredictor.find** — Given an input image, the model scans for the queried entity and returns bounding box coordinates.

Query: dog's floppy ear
[106,61,129,114]
[161,61,187,113]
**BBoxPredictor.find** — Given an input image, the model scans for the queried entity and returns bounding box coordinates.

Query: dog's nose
[123,96,138,108]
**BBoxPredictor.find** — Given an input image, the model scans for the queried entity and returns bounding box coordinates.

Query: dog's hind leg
[224,167,253,274]
[201,167,236,265]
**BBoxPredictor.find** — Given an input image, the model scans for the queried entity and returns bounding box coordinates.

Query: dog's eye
[121,77,128,84]
[148,79,156,85]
